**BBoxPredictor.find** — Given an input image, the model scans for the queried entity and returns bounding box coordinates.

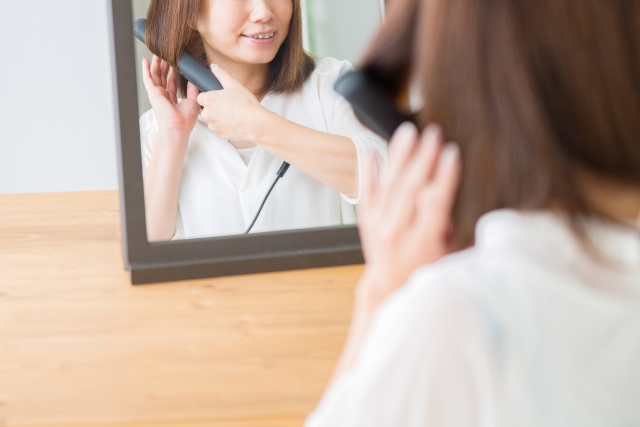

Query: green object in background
[304,0,317,55]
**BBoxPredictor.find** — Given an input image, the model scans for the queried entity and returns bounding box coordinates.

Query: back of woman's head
[364,0,640,247]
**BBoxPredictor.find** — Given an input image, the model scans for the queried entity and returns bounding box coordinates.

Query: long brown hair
[144,0,315,96]
[363,0,640,248]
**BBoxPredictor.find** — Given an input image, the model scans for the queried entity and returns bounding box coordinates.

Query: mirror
[130,0,387,242]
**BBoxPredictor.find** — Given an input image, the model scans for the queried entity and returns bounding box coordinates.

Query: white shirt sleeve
[139,109,158,177]
[316,58,389,204]
[305,277,503,427]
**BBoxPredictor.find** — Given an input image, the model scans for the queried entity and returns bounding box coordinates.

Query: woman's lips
[241,32,276,45]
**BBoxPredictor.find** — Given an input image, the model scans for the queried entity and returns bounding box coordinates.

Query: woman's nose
[248,0,275,23]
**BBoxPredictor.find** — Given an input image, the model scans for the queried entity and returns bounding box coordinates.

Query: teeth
[251,32,274,39]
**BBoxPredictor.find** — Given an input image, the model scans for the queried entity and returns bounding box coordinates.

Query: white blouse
[140,57,388,239]
[306,209,640,427]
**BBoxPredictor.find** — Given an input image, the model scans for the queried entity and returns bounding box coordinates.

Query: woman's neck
[204,49,269,100]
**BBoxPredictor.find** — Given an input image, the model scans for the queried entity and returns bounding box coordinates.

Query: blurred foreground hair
[363,0,640,248]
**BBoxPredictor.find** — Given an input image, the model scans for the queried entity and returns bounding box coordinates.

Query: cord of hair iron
[244,162,291,234]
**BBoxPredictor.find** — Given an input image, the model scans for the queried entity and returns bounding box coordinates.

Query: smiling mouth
[242,32,275,40]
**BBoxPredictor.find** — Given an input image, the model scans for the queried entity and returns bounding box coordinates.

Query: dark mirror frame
[107,0,364,285]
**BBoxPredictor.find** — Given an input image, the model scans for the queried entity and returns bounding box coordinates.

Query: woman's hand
[327,123,461,384]
[141,55,201,242]
[196,65,267,142]
[142,55,201,138]
[357,122,461,306]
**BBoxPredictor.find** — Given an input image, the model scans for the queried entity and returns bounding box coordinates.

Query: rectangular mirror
[108,0,387,284]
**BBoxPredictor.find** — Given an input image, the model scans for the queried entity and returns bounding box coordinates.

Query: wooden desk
[0,191,362,427]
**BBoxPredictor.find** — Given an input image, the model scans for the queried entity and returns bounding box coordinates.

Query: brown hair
[144,0,315,97]
[363,0,640,248]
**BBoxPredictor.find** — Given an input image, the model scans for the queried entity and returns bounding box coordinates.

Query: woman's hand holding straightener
[196,64,265,146]
[198,64,359,196]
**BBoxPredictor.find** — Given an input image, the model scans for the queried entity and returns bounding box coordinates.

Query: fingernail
[440,143,460,169]
[210,63,219,72]
[423,123,442,146]
[394,121,417,145]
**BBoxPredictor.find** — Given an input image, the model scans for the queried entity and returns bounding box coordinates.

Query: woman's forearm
[143,131,189,241]
[252,110,359,198]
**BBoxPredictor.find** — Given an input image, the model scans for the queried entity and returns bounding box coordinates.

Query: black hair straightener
[333,71,414,141]
[134,19,223,92]
[133,18,289,234]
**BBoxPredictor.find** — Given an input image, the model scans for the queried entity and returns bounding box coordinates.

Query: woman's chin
[238,51,279,65]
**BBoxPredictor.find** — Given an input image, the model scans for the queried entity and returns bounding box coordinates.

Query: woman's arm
[143,130,189,241]
[197,65,363,198]
[141,56,201,241]
[252,111,358,197]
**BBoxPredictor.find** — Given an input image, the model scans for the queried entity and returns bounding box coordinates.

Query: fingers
[141,57,157,93]
[210,64,241,89]
[166,67,178,104]
[149,55,172,90]
[160,59,170,88]
[195,80,220,106]
[150,55,162,87]
[141,56,175,112]
[388,122,419,179]
[432,143,461,216]
[413,142,461,241]
[419,124,444,181]
[397,125,443,202]
[378,122,419,209]
[385,125,443,230]
[186,81,200,101]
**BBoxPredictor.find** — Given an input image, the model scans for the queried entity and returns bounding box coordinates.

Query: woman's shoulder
[267,57,352,101]
[312,56,355,78]
[378,241,534,348]
[296,57,355,106]
[385,208,640,354]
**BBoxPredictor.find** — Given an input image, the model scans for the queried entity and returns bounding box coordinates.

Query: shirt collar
[475,209,640,271]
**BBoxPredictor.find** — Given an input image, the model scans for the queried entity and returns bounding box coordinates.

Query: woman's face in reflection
[197,0,292,66]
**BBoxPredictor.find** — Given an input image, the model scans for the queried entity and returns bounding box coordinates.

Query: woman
[139,0,387,241]
[307,0,640,425]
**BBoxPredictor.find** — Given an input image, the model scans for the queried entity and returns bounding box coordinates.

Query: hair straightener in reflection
[333,71,415,141]
[134,19,222,92]
[133,19,289,234]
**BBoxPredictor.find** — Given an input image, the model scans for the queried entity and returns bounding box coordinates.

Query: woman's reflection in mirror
[140,0,387,241]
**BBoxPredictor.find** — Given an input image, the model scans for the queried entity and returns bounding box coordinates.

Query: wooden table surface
[0,191,362,427]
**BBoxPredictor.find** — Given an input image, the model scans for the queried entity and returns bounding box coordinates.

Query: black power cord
[245,161,290,234]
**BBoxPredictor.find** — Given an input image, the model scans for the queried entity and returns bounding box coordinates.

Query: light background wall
[304,0,384,64]
[0,0,383,195]
[0,0,117,194]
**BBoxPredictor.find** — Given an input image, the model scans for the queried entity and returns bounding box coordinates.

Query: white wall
[0,0,117,194]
